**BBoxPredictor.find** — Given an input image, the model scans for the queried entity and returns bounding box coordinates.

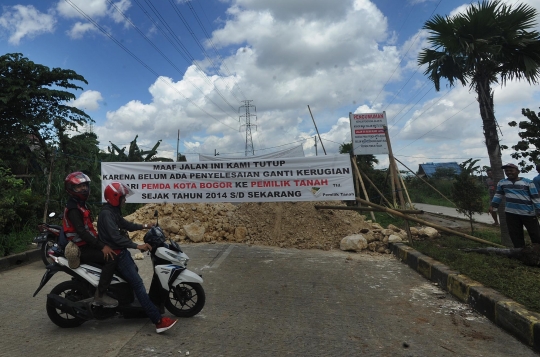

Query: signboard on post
[349,112,389,155]
[101,155,355,203]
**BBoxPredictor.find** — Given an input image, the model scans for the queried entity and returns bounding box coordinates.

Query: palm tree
[417,0,540,246]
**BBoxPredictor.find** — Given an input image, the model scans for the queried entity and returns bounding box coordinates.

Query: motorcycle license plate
[33,233,49,243]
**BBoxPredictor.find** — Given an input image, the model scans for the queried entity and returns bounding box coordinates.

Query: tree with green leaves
[104,135,173,162]
[452,159,484,234]
[0,53,92,172]
[431,167,457,180]
[417,0,540,246]
[508,107,540,173]
[338,142,378,172]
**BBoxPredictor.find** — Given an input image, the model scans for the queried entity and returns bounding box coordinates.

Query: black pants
[505,212,540,248]
[80,245,117,295]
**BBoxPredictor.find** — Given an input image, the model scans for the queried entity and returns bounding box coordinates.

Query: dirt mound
[125,201,371,250]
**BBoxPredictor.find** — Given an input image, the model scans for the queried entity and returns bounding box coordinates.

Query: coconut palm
[417,0,540,246]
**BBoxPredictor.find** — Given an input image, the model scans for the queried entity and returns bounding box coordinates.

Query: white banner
[349,112,389,155]
[101,155,355,203]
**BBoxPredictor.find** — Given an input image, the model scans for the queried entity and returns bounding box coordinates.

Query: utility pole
[239,100,257,156]
[314,136,318,156]
[176,130,180,162]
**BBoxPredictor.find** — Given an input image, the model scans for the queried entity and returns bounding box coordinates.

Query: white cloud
[56,0,109,19]
[57,0,132,37]
[0,5,55,45]
[67,21,98,38]
[70,90,104,111]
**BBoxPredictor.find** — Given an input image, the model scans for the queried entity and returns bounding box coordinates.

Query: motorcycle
[34,212,63,266]
[33,212,205,328]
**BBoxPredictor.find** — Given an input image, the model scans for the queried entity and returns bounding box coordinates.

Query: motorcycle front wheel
[165,282,205,317]
[46,281,90,328]
[41,238,56,266]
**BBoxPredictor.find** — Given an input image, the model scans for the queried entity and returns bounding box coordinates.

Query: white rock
[183,222,206,242]
[340,234,368,252]
[388,234,403,243]
[134,252,145,260]
[423,227,439,238]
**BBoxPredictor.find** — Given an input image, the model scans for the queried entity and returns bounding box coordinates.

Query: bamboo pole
[383,125,413,244]
[357,169,393,207]
[399,172,413,208]
[355,197,504,248]
[308,105,326,155]
[351,159,376,221]
[394,157,456,207]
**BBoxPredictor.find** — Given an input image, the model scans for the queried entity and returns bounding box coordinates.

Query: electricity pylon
[239,100,257,156]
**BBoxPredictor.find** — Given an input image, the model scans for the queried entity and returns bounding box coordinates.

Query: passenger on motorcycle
[97,182,178,333]
[63,171,118,308]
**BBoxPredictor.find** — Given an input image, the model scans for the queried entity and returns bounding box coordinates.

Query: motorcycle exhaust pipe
[46,294,94,321]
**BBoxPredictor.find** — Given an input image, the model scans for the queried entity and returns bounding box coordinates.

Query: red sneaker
[156,317,178,333]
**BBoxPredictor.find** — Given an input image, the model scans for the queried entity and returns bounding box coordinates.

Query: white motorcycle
[33,212,205,328]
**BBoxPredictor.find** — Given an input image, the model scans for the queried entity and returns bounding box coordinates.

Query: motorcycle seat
[81,261,130,282]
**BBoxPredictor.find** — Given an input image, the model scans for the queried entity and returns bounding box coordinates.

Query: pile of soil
[125,201,372,251]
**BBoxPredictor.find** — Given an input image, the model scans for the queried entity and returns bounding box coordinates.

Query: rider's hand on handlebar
[136,243,152,252]
[142,223,155,229]
[102,245,117,261]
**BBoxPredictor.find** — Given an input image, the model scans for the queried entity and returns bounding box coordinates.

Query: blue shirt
[533,174,540,193]
[491,177,540,216]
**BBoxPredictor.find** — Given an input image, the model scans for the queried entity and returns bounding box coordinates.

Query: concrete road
[0,243,535,357]
[413,203,496,225]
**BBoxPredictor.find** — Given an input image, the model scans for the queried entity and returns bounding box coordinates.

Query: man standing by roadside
[490,163,540,248]
[533,164,540,193]
[485,168,499,226]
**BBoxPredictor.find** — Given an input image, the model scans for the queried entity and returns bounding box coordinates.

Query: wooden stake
[351,158,376,221]
[356,169,393,207]
[384,125,415,244]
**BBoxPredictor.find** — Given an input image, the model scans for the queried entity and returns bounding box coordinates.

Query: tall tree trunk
[477,80,512,247]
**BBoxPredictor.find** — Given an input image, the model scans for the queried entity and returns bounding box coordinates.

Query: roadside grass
[0,225,36,257]
[372,212,540,314]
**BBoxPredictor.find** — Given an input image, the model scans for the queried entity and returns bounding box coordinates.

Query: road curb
[0,248,41,272]
[390,242,540,352]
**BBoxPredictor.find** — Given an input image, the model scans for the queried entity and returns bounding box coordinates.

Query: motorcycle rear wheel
[41,238,56,266]
[165,282,205,317]
[46,281,90,328]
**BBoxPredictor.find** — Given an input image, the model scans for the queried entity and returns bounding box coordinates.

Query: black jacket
[97,204,143,250]
[66,198,104,250]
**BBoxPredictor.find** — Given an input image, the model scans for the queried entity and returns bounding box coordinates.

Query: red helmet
[65,172,91,201]
[104,182,133,206]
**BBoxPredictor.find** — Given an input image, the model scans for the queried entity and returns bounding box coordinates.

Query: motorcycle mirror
[154,210,159,226]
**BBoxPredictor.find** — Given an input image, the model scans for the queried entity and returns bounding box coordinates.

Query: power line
[64,0,242,135]
[186,0,247,101]
[108,0,239,122]
[396,100,476,150]
[372,0,443,106]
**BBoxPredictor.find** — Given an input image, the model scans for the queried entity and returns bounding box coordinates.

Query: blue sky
[2,0,540,178]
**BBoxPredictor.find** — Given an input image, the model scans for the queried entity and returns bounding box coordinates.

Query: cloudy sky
[2,0,540,177]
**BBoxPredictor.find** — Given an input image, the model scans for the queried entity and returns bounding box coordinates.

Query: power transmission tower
[239,100,257,156]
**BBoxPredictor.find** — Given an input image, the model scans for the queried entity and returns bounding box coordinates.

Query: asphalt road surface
[1,243,536,357]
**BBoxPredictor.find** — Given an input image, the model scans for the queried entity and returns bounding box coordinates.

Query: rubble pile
[122,202,440,253]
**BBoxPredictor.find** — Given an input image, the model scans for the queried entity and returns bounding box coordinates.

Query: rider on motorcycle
[97,182,178,333]
[63,172,118,308]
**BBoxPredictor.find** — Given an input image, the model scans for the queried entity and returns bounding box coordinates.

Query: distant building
[417,162,461,178]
